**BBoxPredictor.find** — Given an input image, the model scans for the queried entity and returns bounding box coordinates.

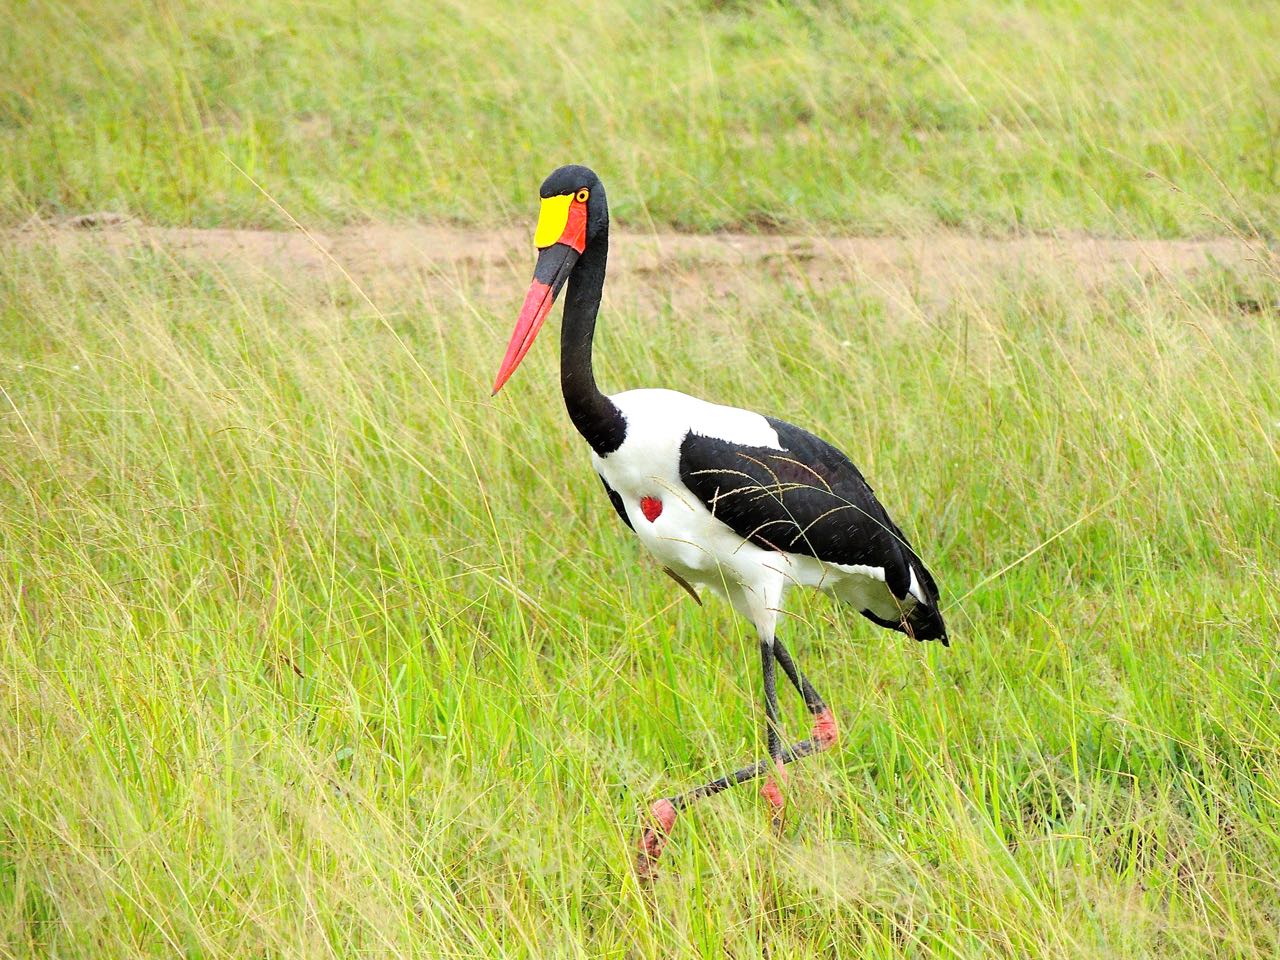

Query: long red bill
[492,243,578,394]
[492,279,555,394]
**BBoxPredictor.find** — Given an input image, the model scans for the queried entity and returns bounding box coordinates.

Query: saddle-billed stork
[493,165,948,879]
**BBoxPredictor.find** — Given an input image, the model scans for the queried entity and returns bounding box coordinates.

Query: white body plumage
[592,389,923,640]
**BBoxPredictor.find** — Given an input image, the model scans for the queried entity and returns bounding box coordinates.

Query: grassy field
[0,232,1277,956]
[2,0,1279,235]
[3,0,1280,956]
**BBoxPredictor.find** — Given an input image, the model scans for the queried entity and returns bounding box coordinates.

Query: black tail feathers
[858,559,949,645]
[906,600,949,645]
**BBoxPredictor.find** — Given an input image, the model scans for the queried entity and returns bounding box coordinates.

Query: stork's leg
[664,637,838,810]
[773,636,839,750]
[635,635,840,880]
[758,637,787,830]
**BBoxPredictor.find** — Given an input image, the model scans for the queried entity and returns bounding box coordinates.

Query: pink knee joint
[761,765,787,811]
[813,707,838,748]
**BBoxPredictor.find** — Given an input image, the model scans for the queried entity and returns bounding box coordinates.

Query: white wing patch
[908,565,926,603]
[835,562,887,583]
[610,389,781,451]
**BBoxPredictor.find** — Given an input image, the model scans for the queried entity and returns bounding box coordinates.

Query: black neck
[560,223,626,455]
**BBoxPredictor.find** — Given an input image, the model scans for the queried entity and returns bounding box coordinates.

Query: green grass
[2,0,1278,234]
[1,236,1277,957]
[2,0,1279,952]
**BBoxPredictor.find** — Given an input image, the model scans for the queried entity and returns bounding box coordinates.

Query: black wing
[678,416,946,642]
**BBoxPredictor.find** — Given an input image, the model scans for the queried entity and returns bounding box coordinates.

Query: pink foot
[635,798,678,882]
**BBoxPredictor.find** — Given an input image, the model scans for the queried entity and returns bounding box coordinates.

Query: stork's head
[492,164,607,394]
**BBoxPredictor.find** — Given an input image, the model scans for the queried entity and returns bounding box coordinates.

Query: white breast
[591,389,781,579]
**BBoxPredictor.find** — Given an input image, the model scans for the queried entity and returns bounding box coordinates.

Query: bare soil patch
[5,221,1270,313]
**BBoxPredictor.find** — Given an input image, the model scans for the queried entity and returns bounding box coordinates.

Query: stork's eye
[575,188,590,203]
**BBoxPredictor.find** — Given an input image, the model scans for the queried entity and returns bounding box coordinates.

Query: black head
[493,165,609,393]
[534,164,609,248]
[538,163,597,198]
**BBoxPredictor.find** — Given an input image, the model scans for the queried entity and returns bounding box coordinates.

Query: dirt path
[6,221,1271,307]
